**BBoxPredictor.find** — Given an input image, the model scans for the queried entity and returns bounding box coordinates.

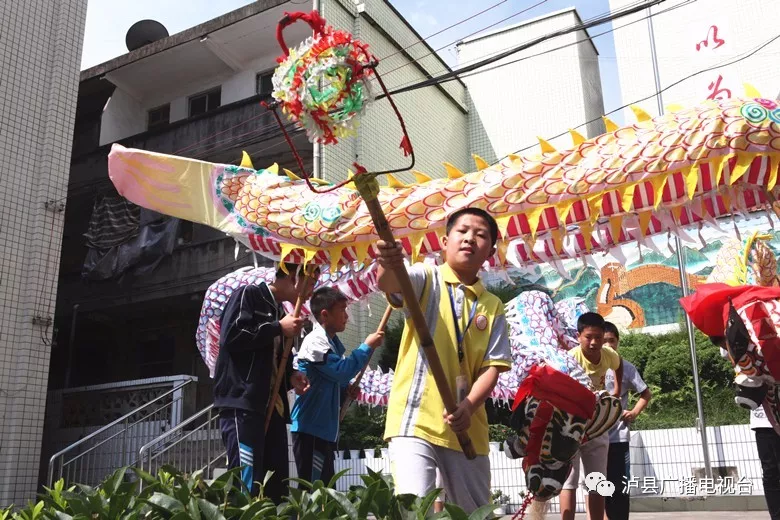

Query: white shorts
[389,436,490,513]
[562,431,610,491]
[434,469,445,503]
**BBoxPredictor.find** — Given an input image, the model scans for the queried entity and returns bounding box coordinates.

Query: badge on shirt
[475,314,488,331]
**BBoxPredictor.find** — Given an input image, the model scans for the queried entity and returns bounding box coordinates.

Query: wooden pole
[339,305,393,421]
[354,174,477,459]
[264,267,315,433]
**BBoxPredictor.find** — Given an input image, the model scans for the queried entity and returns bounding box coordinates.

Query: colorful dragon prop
[108,8,780,504]
[197,264,590,403]
[197,263,618,498]
[109,96,780,272]
[681,232,780,436]
[196,262,379,377]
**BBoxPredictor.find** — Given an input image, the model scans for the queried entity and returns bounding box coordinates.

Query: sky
[81,0,624,120]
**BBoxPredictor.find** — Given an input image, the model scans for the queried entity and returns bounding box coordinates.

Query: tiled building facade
[609,0,780,120]
[0,0,88,506]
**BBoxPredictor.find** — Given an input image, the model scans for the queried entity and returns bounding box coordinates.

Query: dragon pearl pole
[647,4,713,479]
[264,268,315,433]
[354,173,477,460]
[339,305,394,422]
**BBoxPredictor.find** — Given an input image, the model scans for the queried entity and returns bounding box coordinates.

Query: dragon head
[504,364,621,501]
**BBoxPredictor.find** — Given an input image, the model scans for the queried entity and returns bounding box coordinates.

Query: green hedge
[4,466,499,520]
[618,327,748,430]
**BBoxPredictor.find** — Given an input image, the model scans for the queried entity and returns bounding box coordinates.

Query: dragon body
[110,97,780,272]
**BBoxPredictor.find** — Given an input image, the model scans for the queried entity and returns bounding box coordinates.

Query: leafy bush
[376,317,404,372]
[488,424,513,445]
[641,329,732,393]
[339,406,387,453]
[2,466,499,520]
[615,332,657,375]
[619,325,742,430]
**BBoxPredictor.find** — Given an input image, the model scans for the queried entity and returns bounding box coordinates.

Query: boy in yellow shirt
[376,208,512,513]
[560,312,623,520]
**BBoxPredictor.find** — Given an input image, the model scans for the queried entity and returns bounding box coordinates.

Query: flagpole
[645,2,713,479]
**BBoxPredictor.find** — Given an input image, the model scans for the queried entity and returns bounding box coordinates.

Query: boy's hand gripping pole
[339,305,393,422]
[264,266,316,433]
[353,173,477,460]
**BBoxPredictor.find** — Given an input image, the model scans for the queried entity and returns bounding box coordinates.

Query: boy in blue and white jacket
[291,287,384,484]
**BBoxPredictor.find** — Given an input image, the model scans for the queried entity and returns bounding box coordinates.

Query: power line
[379,0,550,79]
[381,0,651,83]
[377,0,667,99]
[378,0,510,62]
[509,31,780,157]
[409,0,693,86]
[454,0,696,84]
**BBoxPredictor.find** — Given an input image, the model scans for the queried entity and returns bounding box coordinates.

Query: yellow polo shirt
[571,346,621,391]
[383,263,512,455]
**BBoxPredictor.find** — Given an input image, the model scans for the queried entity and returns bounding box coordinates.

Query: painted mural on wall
[503,212,780,330]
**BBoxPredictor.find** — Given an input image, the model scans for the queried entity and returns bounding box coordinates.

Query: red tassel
[512,494,535,520]
[399,135,412,157]
[352,162,368,175]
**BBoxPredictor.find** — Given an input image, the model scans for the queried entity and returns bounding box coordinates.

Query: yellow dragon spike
[284,168,302,181]
[603,116,618,133]
[443,162,464,179]
[630,105,652,123]
[537,137,556,154]
[665,103,684,113]
[283,168,329,185]
[412,170,433,184]
[240,151,255,169]
[744,83,761,98]
[472,154,489,170]
[345,169,357,191]
[569,129,585,146]
[385,174,409,189]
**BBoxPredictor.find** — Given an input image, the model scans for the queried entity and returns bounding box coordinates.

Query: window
[147,104,170,130]
[137,335,175,378]
[256,71,274,99]
[188,87,221,117]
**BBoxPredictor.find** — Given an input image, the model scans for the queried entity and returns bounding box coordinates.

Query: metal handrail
[138,404,214,464]
[138,404,223,488]
[61,397,179,467]
[48,379,194,485]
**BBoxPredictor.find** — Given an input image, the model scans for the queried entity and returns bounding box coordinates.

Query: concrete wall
[98,55,281,145]
[609,0,780,122]
[0,0,87,505]
[458,9,605,158]
[577,30,606,140]
[321,0,471,352]
[99,89,146,145]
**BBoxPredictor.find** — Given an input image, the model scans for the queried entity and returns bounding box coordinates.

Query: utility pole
[645,1,713,479]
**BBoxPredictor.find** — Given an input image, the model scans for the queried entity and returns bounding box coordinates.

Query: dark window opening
[189,87,221,117]
[256,71,274,99]
[137,335,175,378]
[148,104,170,130]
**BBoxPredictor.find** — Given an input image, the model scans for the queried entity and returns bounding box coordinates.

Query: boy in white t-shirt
[561,312,623,520]
[603,322,652,520]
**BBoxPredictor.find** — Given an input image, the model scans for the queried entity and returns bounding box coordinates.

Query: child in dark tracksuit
[213,264,315,501]
[291,287,384,484]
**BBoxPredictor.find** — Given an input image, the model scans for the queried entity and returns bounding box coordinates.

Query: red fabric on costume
[679,283,780,337]
[523,401,553,468]
[512,364,596,420]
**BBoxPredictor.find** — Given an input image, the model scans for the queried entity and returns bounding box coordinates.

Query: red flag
[512,364,596,420]
[679,283,780,337]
